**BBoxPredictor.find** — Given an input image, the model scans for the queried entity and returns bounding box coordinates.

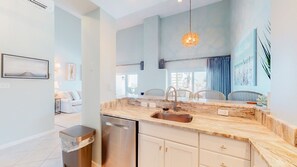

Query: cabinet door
[138,134,164,167]
[165,141,198,167]
[251,146,269,167]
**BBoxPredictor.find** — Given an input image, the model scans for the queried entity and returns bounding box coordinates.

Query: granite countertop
[101,105,297,167]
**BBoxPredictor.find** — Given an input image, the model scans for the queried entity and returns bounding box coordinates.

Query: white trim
[92,161,99,167]
[0,129,56,150]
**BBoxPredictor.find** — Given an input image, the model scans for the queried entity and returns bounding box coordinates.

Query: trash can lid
[59,125,96,142]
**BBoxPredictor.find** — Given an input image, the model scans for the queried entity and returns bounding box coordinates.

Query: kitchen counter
[101,105,297,167]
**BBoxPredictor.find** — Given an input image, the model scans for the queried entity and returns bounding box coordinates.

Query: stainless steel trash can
[59,125,96,167]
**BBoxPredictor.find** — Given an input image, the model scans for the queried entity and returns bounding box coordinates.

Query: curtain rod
[164,55,230,63]
[116,63,140,67]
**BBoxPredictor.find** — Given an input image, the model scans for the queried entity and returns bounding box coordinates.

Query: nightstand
[55,98,62,115]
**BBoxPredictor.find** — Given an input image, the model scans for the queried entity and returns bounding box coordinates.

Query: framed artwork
[66,63,76,80]
[233,29,257,86]
[1,53,49,79]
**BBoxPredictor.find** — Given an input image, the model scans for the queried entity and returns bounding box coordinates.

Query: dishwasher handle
[105,122,129,130]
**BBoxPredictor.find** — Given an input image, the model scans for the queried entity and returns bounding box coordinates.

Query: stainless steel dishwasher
[101,115,137,167]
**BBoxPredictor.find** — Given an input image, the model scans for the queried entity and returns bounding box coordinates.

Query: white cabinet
[138,122,198,167]
[251,146,269,167]
[139,122,199,147]
[200,149,250,167]
[200,134,251,167]
[165,141,198,167]
[139,122,255,167]
[138,134,198,167]
[200,134,250,160]
[138,134,164,167]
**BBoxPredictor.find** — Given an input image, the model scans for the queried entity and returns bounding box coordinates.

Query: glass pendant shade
[182,32,199,47]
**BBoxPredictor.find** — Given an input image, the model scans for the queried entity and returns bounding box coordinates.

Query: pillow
[62,92,73,100]
[69,91,80,100]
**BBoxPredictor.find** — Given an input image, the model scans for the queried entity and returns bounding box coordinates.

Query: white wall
[81,9,101,165]
[271,0,297,126]
[0,0,54,145]
[55,7,81,91]
[99,10,116,103]
[230,0,271,95]
[81,8,116,165]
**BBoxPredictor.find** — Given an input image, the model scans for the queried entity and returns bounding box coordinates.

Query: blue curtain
[207,56,231,97]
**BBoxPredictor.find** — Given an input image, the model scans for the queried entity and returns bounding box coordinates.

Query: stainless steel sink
[151,112,193,123]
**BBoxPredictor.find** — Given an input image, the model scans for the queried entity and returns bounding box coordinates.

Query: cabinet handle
[220,145,227,150]
[220,163,227,167]
[159,146,162,151]
[165,147,168,152]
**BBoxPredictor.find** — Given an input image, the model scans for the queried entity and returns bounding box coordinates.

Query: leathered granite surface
[101,105,297,167]
[125,97,297,147]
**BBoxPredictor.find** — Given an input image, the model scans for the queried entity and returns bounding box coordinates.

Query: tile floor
[0,113,81,167]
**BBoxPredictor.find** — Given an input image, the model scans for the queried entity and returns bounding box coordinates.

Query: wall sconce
[54,81,60,89]
[54,81,60,94]
[55,63,61,74]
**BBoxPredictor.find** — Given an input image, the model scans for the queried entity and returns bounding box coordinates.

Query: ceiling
[54,0,222,30]
[54,0,98,18]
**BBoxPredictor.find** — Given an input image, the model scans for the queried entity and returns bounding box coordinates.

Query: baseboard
[92,161,99,167]
[0,129,56,150]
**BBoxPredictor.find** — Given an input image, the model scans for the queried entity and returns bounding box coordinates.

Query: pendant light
[181,0,199,47]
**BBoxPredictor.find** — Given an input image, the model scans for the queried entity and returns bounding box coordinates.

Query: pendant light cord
[189,0,192,33]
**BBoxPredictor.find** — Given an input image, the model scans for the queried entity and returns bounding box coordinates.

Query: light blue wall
[230,0,271,95]
[161,0,231,61]
[116,0,271,94]
[116,0,231,92]
[139,16,167,93]
[55,7,82,91]
[117,0,231,69]
[116,25,143,65]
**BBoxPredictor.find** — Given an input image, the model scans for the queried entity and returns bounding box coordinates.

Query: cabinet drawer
[200,149,250,167]
[139,122,199,147]
[200,134,250,160]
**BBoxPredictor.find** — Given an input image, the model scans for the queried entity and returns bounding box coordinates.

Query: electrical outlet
[0,83,10,89]
[218,109,229,116]
[141,102,148,107]
[149,102,156,108]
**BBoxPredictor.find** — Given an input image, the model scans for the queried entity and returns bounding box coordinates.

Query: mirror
[115,0,271,104]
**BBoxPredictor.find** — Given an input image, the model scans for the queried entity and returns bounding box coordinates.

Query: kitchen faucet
[165,86,177,111]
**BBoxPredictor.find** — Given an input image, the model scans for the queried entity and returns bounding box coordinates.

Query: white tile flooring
[0,113,81,167]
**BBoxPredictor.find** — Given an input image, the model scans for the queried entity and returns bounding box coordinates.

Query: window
[116,75,126,97]
[127,74,138,96]
[194,72,207,92]
[170,72,193,91]
[116,74,138,97]
[169,71,206,92]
